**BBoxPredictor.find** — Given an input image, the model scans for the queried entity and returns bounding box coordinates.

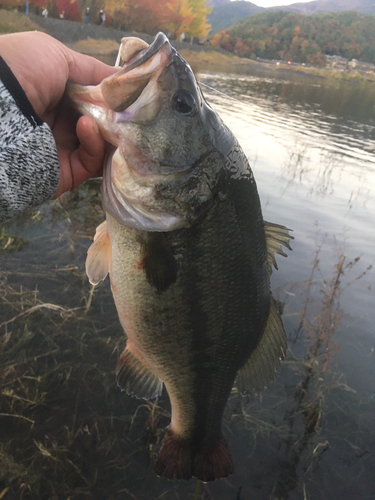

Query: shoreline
[3,11,375,84]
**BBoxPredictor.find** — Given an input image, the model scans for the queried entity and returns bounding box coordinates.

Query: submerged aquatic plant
[227,243,373,500]
[0,228,27,255]
[0,186,373,499]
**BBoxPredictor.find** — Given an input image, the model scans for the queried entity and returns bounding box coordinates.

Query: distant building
[325,55,348,71]
[348,59,375,75]
[325,55,375,75]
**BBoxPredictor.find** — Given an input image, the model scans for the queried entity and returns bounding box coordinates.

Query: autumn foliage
[0,0,210,37]
[0,0,48,7]
[56,0,80,21]
[210,10,375,66]
[1,0,79,17]
[104,0,211,38]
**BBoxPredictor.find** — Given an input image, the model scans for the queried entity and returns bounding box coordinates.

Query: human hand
[0,31,117,198]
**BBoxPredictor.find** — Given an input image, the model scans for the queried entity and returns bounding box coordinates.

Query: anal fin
[236,296,287,394]
[116,341,163,400]
[86,221,111,285]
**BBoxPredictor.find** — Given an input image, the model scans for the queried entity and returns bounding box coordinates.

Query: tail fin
[154,427,233,482]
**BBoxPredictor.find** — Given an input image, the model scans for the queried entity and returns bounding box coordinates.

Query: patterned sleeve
[0,56,60,223]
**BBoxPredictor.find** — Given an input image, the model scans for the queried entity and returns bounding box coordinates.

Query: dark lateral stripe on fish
[164,219,230,454]
[138,233,178,292]
[181,175,270,443]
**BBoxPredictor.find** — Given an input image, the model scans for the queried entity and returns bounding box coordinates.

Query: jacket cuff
[0,56,43,127]
[0,59,60,223]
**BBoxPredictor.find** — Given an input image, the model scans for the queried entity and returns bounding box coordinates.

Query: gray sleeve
[0,81,60,223]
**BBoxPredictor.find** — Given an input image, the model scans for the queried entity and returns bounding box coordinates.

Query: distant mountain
[208,0,375,34]
[208,1,264,33]
[212,9,375,65]
[207,0,231,6]
[269,0,375,15]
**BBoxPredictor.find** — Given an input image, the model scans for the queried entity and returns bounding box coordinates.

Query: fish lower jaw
[105,192,188,231]
[103,158,189,231]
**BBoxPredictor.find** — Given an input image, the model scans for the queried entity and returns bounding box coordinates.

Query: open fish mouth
[67,32,209,231]
[119,32,169,72]
[99,33,192,231]
[98,32,173,114]
[67,32,173,117]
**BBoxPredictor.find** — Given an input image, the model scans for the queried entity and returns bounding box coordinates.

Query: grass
[72,37,120,56]
[0,183,373,499]
[284,62,375,82]
[0,185,188,500]
[1,9,373,84]
[180,48,256,67]
[0,9,41,34]
[227,249,374,498]
[0,228,27,254]
[0,10,373,498]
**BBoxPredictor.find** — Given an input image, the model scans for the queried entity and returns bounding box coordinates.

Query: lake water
[0,65,374,499]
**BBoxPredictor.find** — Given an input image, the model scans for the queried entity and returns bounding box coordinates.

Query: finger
[75,115,106,178]
[53,116,107,199]
[65,48,118,87]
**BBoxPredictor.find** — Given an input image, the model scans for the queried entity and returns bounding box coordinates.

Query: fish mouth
[66,34,171,116]
[97,32,173,114]
[120,32,170,73]
[102,33,190,232]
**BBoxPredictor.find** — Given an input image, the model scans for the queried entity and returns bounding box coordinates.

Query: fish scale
[68,32,292,482]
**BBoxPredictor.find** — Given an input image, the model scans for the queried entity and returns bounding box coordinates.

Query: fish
[67,32,292,482]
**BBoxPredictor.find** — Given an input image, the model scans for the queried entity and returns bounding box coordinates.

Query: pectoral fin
[236,296,287,394]
[264,221,293,273]
[86,221,111,285]
[116,341,163,400]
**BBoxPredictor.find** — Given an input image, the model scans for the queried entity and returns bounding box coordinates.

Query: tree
[209,10,375,65]
[103,0,211,38]
[56,0,80,20]
[187,0,211,38]
[234,37,250,57]
[0,0,48,8]
[170,0,194,38]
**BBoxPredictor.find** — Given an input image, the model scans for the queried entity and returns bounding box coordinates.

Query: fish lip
[121,32,170,73]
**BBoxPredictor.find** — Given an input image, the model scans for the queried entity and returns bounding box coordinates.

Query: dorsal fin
[264,221,293,273]
[86,221,111,285]
[236,296,287,395]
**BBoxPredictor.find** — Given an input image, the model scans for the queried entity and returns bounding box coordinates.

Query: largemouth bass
[68,33,292,482]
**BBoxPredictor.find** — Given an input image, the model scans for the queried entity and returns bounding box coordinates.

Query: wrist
[0,56,42,127]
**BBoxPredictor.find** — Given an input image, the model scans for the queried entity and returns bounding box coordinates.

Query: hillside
[270,0,375,15]
[208,1,263,33]
[209,0,375,34]
[210,10,375,65]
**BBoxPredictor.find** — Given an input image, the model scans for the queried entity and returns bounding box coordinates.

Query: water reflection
[199,72,374,283]
[198,68,375,499]
[0,67,374,499]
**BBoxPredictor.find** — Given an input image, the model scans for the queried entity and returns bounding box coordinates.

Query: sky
[233,0,313,7]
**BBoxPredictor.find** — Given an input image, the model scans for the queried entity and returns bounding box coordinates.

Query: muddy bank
[30,14,210,53]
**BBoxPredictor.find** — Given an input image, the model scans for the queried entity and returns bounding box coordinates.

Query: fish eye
[171,90,196,116]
